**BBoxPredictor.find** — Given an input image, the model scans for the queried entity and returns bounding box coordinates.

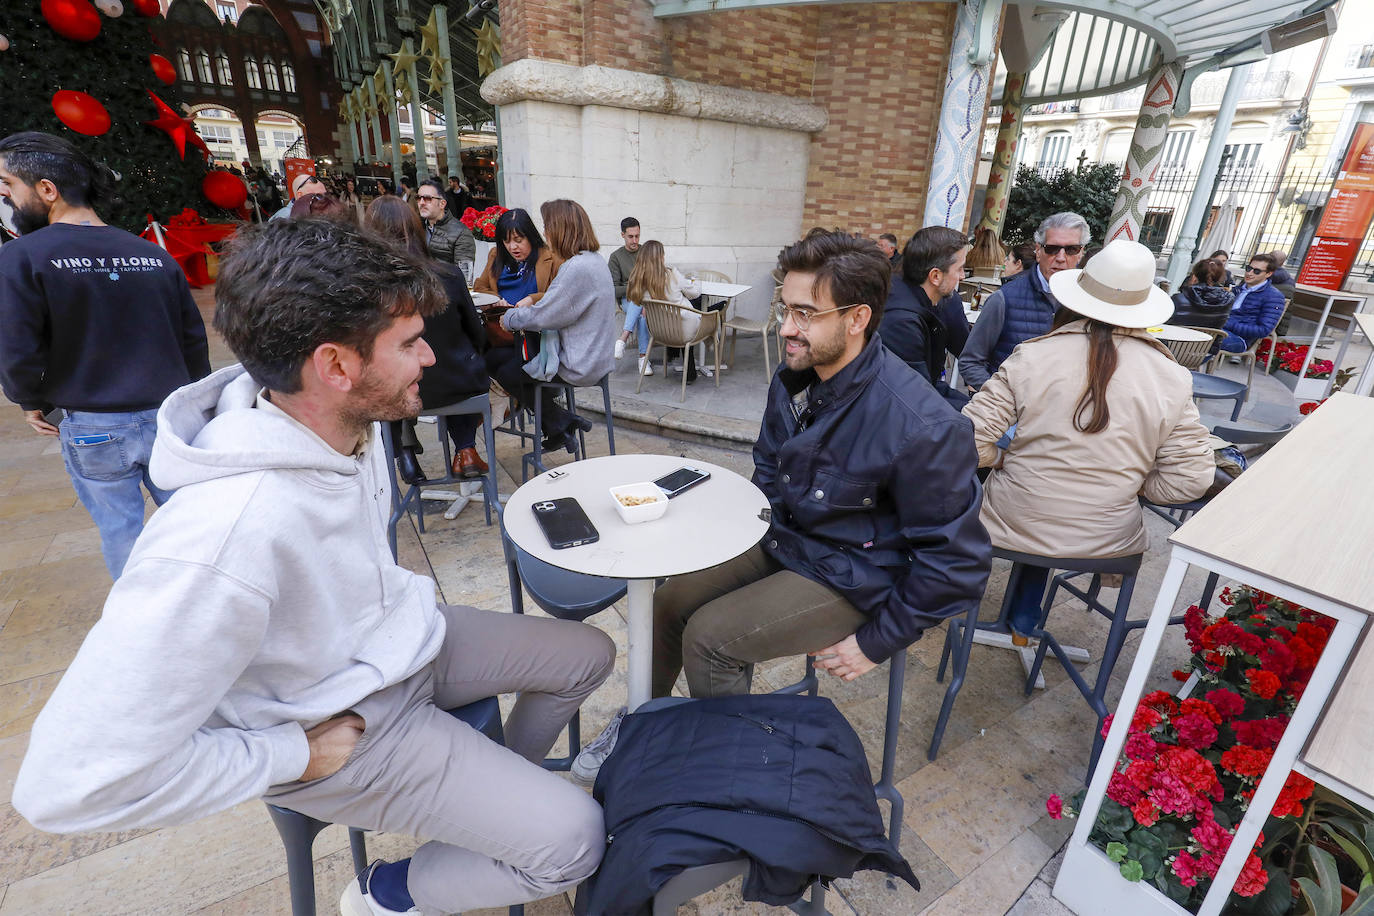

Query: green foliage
[1120,859,1145,882]
[1295,846,1374,916]
[1003,163,1122,246]
[0,0,228,231]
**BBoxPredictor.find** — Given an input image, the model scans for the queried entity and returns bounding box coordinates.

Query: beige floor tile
[918,828,1055,916]
[0,621,90,687]
[0,486,78,521]
[0,553,109,605]
[834,825,956,915]
[1,587,108,641]
[39,528,103,565]
[0,535,55,574]
[0,672,61,739]
[0,803,151,888]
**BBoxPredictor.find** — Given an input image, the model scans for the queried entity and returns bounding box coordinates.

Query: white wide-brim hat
[1048,238,1175,329]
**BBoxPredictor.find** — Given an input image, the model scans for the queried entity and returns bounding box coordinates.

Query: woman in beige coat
[962,239,1215,638]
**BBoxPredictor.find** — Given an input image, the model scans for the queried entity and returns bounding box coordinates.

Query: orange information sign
[282,158,316,197]
[1299,122,1374,290]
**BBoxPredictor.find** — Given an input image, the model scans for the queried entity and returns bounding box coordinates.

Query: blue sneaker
[339,861,418,916]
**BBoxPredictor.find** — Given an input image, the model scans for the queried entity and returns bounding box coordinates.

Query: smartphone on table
[654,466,711,498]
[532,498,599,549]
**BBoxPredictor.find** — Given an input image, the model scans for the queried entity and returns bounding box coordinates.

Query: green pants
[652,543,867,698]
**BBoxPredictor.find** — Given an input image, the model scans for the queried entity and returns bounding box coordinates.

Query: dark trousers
[485,345,574,436]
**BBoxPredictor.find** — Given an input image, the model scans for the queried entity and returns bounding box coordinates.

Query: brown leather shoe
[453,447,488,479]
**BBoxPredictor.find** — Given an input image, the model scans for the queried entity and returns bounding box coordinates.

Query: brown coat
[961,320,1214,559]
[473,247,560,306]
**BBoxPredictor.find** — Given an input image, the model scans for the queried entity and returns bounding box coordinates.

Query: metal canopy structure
[651,0,1338,106]
[316,0,496,130]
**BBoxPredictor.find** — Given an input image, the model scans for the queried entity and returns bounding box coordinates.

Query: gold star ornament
[474,19,501,77]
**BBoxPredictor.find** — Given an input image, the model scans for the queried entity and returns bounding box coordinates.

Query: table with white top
[1147,324,1212,343]
[696,280,752,300]
[469,290,501,308]
[1288,283,1370,399]
[503,454,770,710]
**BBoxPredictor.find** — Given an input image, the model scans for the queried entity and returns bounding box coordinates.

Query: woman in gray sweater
[497,199,617,452]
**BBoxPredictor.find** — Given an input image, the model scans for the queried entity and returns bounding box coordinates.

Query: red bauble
[52,90,111,136]
[41,0,102,42]
[130,0,160,15]
[202,171,247,210]
[149,53,176,84]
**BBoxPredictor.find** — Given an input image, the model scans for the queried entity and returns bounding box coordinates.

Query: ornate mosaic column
[923,0,1002,230]
[975,70,1026,234]
[1105,59,1184,243]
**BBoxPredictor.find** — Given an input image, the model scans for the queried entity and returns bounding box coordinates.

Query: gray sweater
[608,245,638,302]
[505,251,617,386]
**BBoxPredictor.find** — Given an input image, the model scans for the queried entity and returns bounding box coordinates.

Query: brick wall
[500,0,960,235]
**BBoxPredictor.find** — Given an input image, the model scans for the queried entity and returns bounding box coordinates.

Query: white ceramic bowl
[609,482,669,524]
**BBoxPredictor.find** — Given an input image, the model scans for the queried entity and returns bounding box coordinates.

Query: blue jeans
[1217,332,1249,353]
[622,301,650,354]
[59,408,170,579]
[1007,565,1051,636]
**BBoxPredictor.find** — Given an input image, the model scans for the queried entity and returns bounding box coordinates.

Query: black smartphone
[654,466,711,498]
[531,498,600,549]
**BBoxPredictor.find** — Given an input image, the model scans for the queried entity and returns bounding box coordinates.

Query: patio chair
[695,268,733,370]
[1160,327,1227,370]
[1190,371,1247,422]
[724,289,779,382]
[1203,299,1290,402]
[637,299,723,402]
[264,697,522,916]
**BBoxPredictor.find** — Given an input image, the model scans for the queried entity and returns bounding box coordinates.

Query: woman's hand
[514,295,534,310]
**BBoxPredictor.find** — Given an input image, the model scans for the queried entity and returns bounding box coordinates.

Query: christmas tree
[0,0,230,233]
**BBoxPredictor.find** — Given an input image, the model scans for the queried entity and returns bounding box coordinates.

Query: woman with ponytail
[962,239,1215,640]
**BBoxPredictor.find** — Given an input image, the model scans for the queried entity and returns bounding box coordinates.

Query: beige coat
[962,320,1215,559]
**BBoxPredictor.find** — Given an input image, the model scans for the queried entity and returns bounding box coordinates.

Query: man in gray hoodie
[12,219,615,916]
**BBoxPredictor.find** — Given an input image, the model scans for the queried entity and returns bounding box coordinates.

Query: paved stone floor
[0,286,1362,915]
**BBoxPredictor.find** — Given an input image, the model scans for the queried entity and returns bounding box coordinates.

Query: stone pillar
[923,0,1003,230]
[976,70,1026,234]
[382,63,405,182]
[409,92,429,183]
[433,5,463,183]
[1105,58,1184,243]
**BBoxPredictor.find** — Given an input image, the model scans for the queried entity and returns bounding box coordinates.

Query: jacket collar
[778,333,886,411]
[1035,318,1176,359]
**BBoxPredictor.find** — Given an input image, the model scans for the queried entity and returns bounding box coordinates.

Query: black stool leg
[929,601,980,760]
[348,827,368,873]
[601,377,616,455]
[875,651,906,850]
[266,806,328,916]
[1086,574,1138,778]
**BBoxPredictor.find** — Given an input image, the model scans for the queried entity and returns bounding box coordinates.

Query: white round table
[504,454,770,709]
[1147,325,1212,342]
[470,290,501,308]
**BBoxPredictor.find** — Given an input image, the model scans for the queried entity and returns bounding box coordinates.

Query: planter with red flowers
[1052,394,1374,916]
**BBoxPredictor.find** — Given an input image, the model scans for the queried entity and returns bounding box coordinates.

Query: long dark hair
[1073,319,1120,435]
[364,195,429,260]
[493,208,545,274]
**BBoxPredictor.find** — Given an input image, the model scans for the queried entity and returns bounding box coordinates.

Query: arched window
[263,58,281,92]
[244,55,261,90]
[215,51,233,86]
[281,62,296,93]
[195,49,213,84]
[1038,130,1071,169]
[177,49,193,82]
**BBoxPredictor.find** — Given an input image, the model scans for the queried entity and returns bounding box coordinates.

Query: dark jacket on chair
[1168,284,1234,329]
[576,694,919,915]
[417,265,488,408]
[1224,279,1286,345]
[754,335,991,664]
[880,277,970,409]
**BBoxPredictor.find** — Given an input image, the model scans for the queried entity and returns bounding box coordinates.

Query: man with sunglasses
[418,178,477,284]
[649,230,990,700]
[957,211,1089,391]
[1217,253,1285,353]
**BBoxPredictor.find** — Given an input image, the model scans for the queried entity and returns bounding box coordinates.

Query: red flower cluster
[1258,340,1335,378]
[459,205,508,240]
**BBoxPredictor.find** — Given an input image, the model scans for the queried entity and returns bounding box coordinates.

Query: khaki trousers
[264,604,615,915]
[652,543,867,698]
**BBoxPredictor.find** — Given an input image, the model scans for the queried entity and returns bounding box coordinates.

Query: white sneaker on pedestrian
[699,366,714,378]
[571,706,627,785]
[638,356,654,376]
[614,338,626,360]
[339,862,419,916]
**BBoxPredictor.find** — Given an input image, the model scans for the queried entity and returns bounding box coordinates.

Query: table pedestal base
[627,578,655,711]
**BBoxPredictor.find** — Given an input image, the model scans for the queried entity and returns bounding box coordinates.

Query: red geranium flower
[1245,669,1281,699]
[1220,744,1274,779]
[1180,698,1222,724]
[1046,794,1064,819]
[1271,771,1316,818]
[1172,851,1203,887]
[1205,688,1245,720]
[1131,798,1161,826]
[1159,746,1221,795]
[1234,852,1269,897]
[1233,717,1288,750]
[1131,706,1164,732]
[1173,712,1219,750]
[1124,731,1159,760]
[1142,690,1179,714]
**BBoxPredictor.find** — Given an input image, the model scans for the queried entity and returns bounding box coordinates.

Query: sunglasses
[1245,265,1269,274]
[416,194,444,203]
[1039,244,1084,256]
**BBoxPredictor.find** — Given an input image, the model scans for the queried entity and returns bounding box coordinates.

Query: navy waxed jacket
[752,335,991,664]
[880,277,970,409]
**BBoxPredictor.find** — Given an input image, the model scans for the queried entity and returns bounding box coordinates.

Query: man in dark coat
[881,226,971,408]
[651,231,991,699]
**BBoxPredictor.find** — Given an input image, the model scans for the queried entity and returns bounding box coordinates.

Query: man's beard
[4,198,51,236]
[782,324,847,372]
[340,367,424,434]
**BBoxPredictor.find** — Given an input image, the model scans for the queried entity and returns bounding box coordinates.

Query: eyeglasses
[774,303,860,330]
[1039,243,1084,256]
[1245,265,1268,274]
[416,194,443,203]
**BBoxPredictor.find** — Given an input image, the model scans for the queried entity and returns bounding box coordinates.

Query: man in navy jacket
[881,226,971,408]
[651,230,990,698]
[1219,253,1287,352]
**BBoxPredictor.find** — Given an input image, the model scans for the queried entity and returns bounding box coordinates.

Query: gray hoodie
[12,366,445,833]
[504,250,616,386]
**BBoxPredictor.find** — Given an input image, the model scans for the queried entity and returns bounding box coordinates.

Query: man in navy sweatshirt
[0,131,211,578]
[1219,252,1287,353]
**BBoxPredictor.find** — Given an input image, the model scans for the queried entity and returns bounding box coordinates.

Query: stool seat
[1190,371,1247,422]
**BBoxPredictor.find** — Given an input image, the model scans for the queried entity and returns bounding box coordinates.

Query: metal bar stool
[507,374,616,481]
[264,697,523,916]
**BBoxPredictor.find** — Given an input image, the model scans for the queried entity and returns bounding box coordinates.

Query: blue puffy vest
[991,269,1060,368]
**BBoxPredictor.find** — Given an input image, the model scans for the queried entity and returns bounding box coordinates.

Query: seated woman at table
[622,240,703,378]
[473,207,560,309]
[1168,258,1234,329]
[1003,242,1035,279]
[365,196,490,481]
[962,239,1215,642]
[494,199,617,453]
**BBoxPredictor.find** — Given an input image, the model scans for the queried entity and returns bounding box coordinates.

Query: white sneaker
[699,366,714,378]
[339,862,419,915]
[614,339,626,360]
[571,706,627,785]
[638,356,654,376]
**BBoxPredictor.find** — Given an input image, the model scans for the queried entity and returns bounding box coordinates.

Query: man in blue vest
[957,211,1089,390]
[1217,252,1286,353]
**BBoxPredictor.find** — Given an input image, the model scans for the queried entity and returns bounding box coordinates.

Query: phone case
[531,498,600,549]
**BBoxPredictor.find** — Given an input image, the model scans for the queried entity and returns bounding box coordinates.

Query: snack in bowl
[609,482,669,524]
